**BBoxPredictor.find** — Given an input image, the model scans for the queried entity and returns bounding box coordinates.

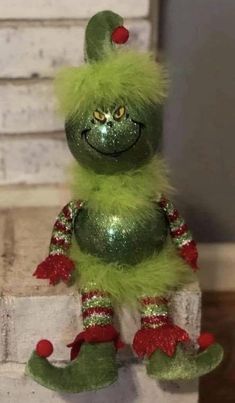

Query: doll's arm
[34,200,83,285]
[158,196,198,270]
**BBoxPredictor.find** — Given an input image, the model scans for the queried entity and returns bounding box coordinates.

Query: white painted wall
[0,1,151,185]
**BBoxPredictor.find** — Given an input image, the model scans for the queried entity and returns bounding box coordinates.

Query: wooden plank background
[0,1,151,185]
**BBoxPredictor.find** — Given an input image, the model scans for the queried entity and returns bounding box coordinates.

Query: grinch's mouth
[81,120,144,157]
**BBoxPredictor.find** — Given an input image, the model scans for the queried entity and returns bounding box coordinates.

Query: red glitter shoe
[133,324,189,358]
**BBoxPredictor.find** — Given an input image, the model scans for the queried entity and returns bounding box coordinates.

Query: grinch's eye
[93,110,106,123]
[113,106,126,121]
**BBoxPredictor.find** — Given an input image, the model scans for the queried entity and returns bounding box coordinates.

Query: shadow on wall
[162,0,235,242]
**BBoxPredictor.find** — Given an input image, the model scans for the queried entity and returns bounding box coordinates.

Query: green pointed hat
[85,10,129,62]
[55,10,167,117]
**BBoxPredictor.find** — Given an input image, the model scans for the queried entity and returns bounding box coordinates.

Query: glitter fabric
[74,205,167,265]
[65,102,163,174]
[82,289,114,329]
[66,287,124,361]
[159,196,198,269]
[139,296,170,329]
[179,241,198,269]
[34,200,83,284]
[133,296,189,357]
[33,254,75,285]
[133,325,189,358]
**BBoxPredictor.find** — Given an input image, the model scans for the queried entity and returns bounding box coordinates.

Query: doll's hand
[33,254,75,285]
[179,240,198,270]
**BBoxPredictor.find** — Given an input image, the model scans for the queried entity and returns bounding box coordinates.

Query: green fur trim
[71,155,172,217]
[55,49,167,117]
[70,241,194,305]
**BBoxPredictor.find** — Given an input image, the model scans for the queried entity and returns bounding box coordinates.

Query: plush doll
[26,10,223,393]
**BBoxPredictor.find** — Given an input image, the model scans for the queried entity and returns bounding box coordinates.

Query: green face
[65,103,162,173]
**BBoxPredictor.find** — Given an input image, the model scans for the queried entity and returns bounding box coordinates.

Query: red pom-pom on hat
[197,332,215,350]
[111,26,129,44]
[36,339,53,358]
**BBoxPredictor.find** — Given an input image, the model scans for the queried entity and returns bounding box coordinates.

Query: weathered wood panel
[0,136,71,184]
[0,21,151,78]
[0,0,149,19]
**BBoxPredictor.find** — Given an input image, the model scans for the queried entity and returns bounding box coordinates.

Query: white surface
[0,21,150,78]
[2,285,200,363]
[0,363,198,403]
[0,185,70,208]
[0,82,61,133]
[0,298,6,362]
[0,136,71,185]
[199,243,235,291]
[0,0,149,19]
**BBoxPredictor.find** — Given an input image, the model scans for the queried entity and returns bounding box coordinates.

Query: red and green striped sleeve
[34,200,83,285]
[49,200,82,256]
[159,196,198,270]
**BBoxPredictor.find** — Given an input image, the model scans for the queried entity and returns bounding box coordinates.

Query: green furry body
[71,156,194,304]
[71,156,172,218]
[70,241,194,305]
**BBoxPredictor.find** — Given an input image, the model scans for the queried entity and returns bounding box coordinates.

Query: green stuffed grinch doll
[26,10,223,393]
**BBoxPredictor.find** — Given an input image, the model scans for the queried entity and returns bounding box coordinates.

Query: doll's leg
[67,287,124,359]
[133,296,223,380]
[26,286,122,393]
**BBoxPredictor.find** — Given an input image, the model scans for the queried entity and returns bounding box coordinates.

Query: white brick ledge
[0,363,198,403]
[0,284,200,364]
[0,206,199,402]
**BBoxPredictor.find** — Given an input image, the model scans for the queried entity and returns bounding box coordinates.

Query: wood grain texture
[0,135,71,184]
[0,21,150,78]
[0,82,61,133]
[0,0,149,19]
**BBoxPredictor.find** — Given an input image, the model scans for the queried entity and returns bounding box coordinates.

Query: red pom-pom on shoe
[33,254,75,285]
[111,26,129,44]
[36,339,53,358]
[197,332,215,350]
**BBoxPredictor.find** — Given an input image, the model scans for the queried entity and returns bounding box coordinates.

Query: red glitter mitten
[33,254,75,285]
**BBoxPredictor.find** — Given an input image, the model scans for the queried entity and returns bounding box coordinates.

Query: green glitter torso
[74,204,168,265]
